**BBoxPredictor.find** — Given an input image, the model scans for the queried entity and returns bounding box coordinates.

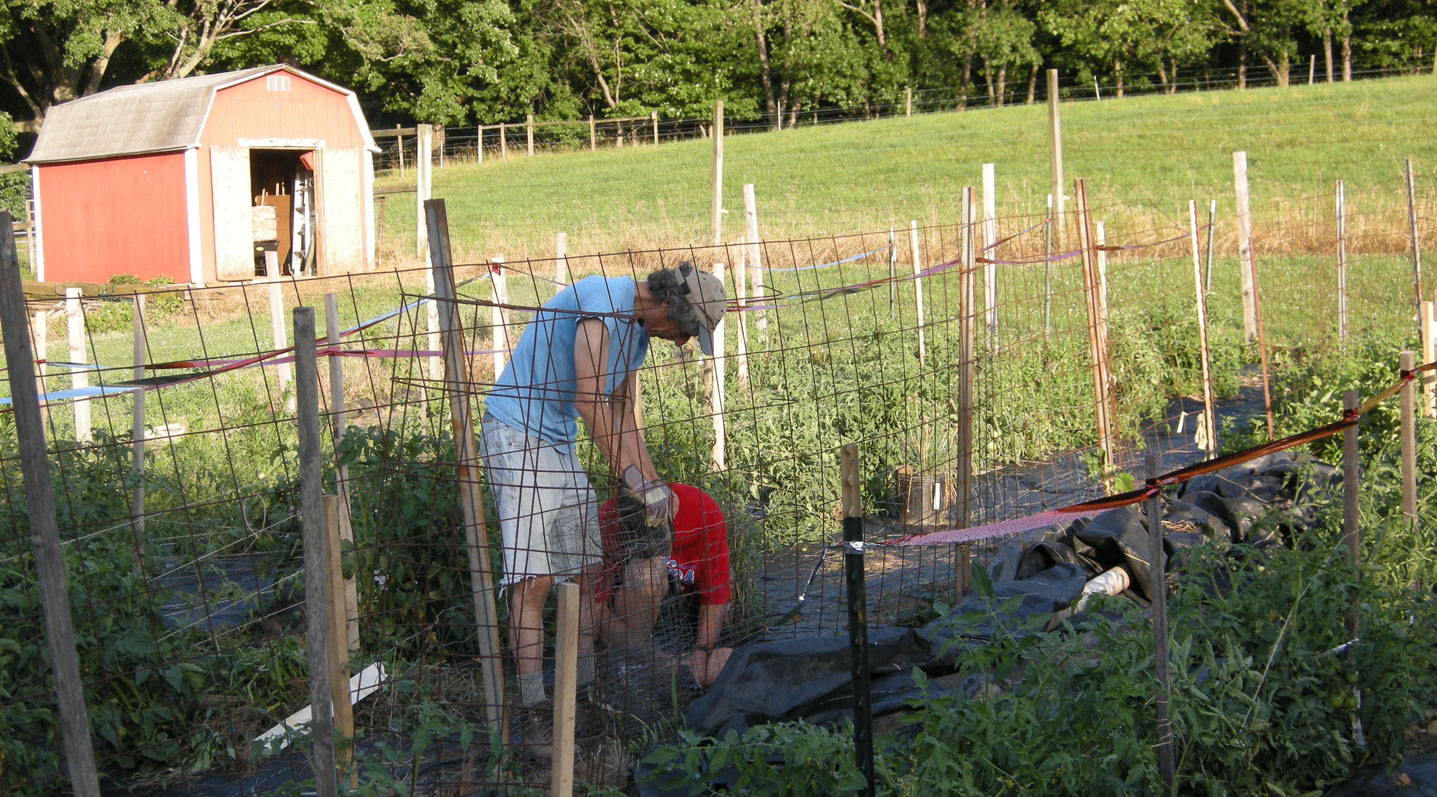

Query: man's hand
[621,465,678,528]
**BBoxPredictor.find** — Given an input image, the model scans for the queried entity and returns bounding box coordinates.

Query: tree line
[0,0,1433,138]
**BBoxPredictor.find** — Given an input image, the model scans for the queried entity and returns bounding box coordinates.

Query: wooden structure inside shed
[25,65,380,285]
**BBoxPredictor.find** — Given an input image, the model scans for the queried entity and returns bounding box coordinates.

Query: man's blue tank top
[485,275,649,446]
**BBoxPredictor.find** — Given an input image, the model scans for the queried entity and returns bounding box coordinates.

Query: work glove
[621,465,677,529]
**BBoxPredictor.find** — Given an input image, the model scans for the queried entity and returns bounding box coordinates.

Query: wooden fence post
[711,101,725,247]
[1095,220,1110,331]
[588,115,596,151]
[0,214,102,797]
[905,86,912,117]
[734,241,749,386]
[651,110,659,145]
[269,280,294,411]
[476,125,484,164]
[710,258,727,471]
[1205,199,1216,295]
[425,199,507,736]
[396,124,405,175]
[555,232,570,287]
[130,295,146,530]
[323,294,360,653]
[1400,351,1417,534]
[31,308,47,432]
[1076,179,1117,491]
[526,115,534,156]
[323,495,356,788]
[1190,201,1218,458]
[840,444,876,797]
[1234,151,1258,343]
[909,220,926,365]
[499,122,507,159]
[417,124,432,260]
[550,581,579,796]
[293,306,337,797]
[1146,455,1176,789]
[65,288,90,442]
[1337,179,1348,348]
[982,162,998,352]
[956,187,977,600]
[424,233,442,384]
[1044,194,1053,335]
[1047,69,1065,248]
[743,184,766,333]
[1342,389,1360,641]
[1406,158,1424,323]
[490,257,510,381]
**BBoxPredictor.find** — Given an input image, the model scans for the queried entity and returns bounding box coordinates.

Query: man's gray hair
[647,263,702,338]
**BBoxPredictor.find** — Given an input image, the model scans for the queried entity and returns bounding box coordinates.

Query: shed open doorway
[249,149,316,276]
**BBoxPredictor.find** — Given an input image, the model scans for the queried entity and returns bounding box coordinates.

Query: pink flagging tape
[884,507,1107,547]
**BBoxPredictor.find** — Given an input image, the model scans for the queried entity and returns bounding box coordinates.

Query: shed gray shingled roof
[26,65,376,164]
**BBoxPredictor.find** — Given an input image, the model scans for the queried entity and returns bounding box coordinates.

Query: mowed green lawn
[377,75,1437,262]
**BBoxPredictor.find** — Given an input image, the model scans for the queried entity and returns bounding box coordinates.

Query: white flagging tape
[254,662,386,753]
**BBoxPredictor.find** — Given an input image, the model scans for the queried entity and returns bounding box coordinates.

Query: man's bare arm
[573,318,651,475]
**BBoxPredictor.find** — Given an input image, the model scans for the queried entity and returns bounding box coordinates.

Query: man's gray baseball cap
[678,263,726,356]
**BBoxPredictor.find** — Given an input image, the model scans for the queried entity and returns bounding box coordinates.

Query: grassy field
[376,75,1437,262]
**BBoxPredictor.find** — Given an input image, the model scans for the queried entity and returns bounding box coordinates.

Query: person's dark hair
[614,493,673,559]
[647,264,702,338]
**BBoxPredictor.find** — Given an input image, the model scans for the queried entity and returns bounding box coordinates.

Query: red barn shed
[26,65,379,285]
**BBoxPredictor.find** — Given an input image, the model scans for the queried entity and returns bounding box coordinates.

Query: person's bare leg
[509,575,553,703]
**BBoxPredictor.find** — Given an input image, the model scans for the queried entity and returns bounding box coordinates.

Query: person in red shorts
[595,483,733,687]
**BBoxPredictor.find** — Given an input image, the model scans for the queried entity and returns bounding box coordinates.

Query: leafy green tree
[1042,0,1217,96]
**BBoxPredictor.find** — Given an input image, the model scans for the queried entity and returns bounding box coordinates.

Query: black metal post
[840,444,875,796]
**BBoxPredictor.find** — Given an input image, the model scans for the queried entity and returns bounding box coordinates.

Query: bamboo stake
[130,295,146,530]
[909,220,926,365]
[1205,199,1216,295]
[425,200,506,736]
[293,306,337,797]
[1190,201,1218,458]
[555,232,570,287]
[956,187,977,601]
[1400,351,1417,534]
[66,288,90,442]
[711,101,724,247]
[323,495,356,789]
[550,581,579,796]
[1337,179,1348,347]
[1146,455,1175,790]
[0,216,102,797]
[1406,158,1424,322]
[1234,151,1258,343]
[1048,69,1065,248]
[743,184,767,333]
[1076,179,1116,492]
[982,162,998,352]
[710,258,727,471]
[324,294,359,653]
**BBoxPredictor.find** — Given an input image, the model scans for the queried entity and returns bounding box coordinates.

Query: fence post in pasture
[1342,389,1360,639]
[268,280,295,412]
[1047,69,1065,248]
[550,581,580,797]
[1044,194,1053,335]
[425,199,507,736]
[322,495,356,788]
[1075,179,1117,492]
[477,125,484,164]
[292,306,338,797]
[735,241,750,386]
[417,124,433,260]
[1189,201,1218,459]
[323,294,360,653]
[1233,151,1258,343]
[130,295,147,530]
[499,122,508,159]
[1423,300,1436,417]
[839,443,876,797]
[909,220,926,365]
[1146,455,1176,790]
[710,259,727,471]
[711,101,725,247]
[0,215,103,797]
[555,232,570,287]
[743,184,767,334]
[31,308,48,432]
[396,124,405,175]
[588,115,596,151]
[1205,200,1216,295]
[423,238,443,384]
[1405,158,1424,321]
[888,227,897,311]
[65,288,92,442]
[651,111,659,145]
[982,162,998,353]
[1337,180,1348,348]
[1309,54,1316,84]
[490,257,510,381]
[956,187,977,599]
[1400,351,1417,534]
[436,124,445,169]
[526,115,534,156]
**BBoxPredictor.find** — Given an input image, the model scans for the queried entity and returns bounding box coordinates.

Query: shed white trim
[29,165,43,282]
[237,138,327,149]
[184,148,204,286]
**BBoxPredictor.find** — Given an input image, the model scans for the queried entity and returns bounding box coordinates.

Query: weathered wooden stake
[417,124,432,260]
[982,162,998,352]
[425,199,507,736]
[956,187,977,600]
[1146,455,1176,790]
[396,124,405,175]
[840,444,876,797]
[588,115,596,151]
[1342,389,1360,565]
[476,125,484,164]
[31,309,48,432]
[555,232,570,287]
[909,220,926,365]
[1337,179,1349,348]
[905,86,912,116]
[1095,220,1110,328]
[1190,201,1218,458]
[1406,158,1424,322]
[711,101,725,247]
[1400,351,1417,533]
[268,281,294,410]
[1048,69,1065,248]
[1423,299,1436,417]
[735,240,750,385]
[499,122,507,159]
[323,294,360,653]
[1205,199,1216,295]
[710,258,727,471]
[130,295,147,530]
[1044,194,1053,335]
[490,257,511,380]
[651,110,659,145]
[66,288,90,441]
[550,581,579,797]
[293,306,337,797]
[526,115,534,156]
[1234,151,1258,343]
[1076,179,1117,492]
[323,495,356,788]
[743,184,767,333]
[0,214,102,796]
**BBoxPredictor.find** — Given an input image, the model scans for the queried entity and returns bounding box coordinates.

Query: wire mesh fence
[0,165,1432,792]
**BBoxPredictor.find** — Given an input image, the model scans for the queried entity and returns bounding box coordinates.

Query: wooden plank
[369,127,417,138]
[1189,202,1218,458]
[0,211,102,796]
[549,582,579,797]
[210,147,254,281]
[323,495,356,789]
[324,294,360,653]
[66,288,90,442]
[1234,151,1258,342]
